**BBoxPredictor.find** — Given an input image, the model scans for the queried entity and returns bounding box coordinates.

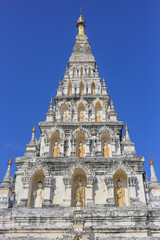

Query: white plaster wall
[15,172,24,204]
[136,174,146,203]
[52,176,65,205]
[94,175,107,204]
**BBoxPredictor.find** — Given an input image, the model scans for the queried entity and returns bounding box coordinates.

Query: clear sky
[0,0,160,183]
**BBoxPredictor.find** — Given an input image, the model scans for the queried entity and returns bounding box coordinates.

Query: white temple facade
[0,12,160,240]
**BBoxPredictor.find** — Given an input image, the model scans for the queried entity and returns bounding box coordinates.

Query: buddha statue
[103,142,110,157]
[78,142,85,157]
[91,88,95,95]
[96,112,101,122]
[80,90,84,96]
[68,90,72,96]
[73,67,76,78]
[62,112,68,122]
[115,179,126,207]
[79,111,85,122]
[89,67,91,78]
[75,178,85,207]
[53,141,60,157]
[33,181,44,208]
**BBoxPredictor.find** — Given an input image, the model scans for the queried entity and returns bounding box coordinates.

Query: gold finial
[111,99,114,106]
[32,123,36,133]
[50,97,53,106]
[149,153,154,166]
[76,9,86,36]
[125,123,129,132]
[8,153,13,165]
[103,77,105,85]
[59,80,62,86]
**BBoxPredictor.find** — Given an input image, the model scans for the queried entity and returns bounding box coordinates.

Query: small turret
[46,98,54,121]
[0,153,12,188]
[125,123,131,141]
[149,154,158,183]
[0,154,13,208]
[30,123,36,144]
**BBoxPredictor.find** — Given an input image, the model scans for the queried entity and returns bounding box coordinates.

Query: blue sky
[0,0,160,182]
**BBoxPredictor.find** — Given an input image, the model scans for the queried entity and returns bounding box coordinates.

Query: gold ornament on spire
[50,97,53,106]
[8,153,13,165]
[103,77,106,85]
[125,123,129,132]
[32,123,36,133]
[149,153,154,166]
[111,99,114,106]
[76,9,86,36]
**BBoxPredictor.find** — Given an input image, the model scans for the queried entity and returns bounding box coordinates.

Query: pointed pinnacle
[8,153,13,165]
[149,153,154,166]
[50,97,53,106]
[125,123,129,132]
[111,99,114,106]
[32,123,36,133]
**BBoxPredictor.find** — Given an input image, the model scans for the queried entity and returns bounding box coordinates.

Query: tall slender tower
[0,12,160,240]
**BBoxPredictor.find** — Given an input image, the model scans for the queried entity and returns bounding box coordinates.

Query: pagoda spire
[149,153,158,183]
[125,123,131,141]
[76,9,86,36]
[30,123,36,144]
[0,153,12,188]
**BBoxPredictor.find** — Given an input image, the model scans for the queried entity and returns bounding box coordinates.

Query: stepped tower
[0,12,160,240]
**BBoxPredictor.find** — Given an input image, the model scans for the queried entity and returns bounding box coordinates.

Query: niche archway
[76,132,86,157]
[71,168,87,207]
[78,103,85,122]
[50,131,60,157]
[113,170,129,206]
[68,82,72,96]
[61,104,68,122]
[95,102,102,122]
[101,131,111,157]
[27,170,45,208]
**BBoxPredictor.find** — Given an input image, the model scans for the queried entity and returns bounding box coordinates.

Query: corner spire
[76,9,86,36]
[149,153,158,183]
[8,153,13,165]
[149,153,154,166]
[125,122,130,141]
[0,154,12,188]
[30,123,36,144]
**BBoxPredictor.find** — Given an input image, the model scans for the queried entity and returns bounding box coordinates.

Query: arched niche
[95,102,102,122]
[68,82,72,96]
[76,131,86,157]
[61,104,68,122]
[101,131,111,157]
[91,82,95,95]
[27,170,45,208]
[78,103,85,122]
[113,170,129,206]
[80,81,84,96]
[50,131,60,157]
[71,168,87,207]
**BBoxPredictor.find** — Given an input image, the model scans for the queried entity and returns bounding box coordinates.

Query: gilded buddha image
[75,178,85,207]
[53,141,60,157]
[78,142,85,157]
[115,179,126,207]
